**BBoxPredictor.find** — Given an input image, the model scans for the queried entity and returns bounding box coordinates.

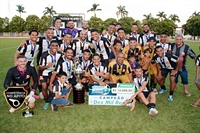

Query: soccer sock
[161,85,166,90]
[150,79,154,87]
[38,85,42,92]
[169,90,174,95]
[147,103,156,108]
[154,83,157,88]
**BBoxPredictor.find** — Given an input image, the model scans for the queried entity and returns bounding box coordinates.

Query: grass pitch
[0,38,199,133]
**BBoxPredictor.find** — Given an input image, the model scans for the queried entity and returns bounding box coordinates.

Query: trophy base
[22,111,34,117]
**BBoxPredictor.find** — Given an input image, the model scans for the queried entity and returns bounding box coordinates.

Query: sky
[0,0,200,27]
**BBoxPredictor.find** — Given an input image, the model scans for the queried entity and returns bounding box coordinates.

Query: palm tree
[16,5,26,17]
[87,4,102,17]
[116,5,128,19]
[143,13,152,21]
[156,11,167,21]
[189,11,200,18]
[43,6,56,25]
[169,14,180,23]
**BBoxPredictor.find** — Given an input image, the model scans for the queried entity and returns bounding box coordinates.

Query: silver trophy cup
[74,59,84,90]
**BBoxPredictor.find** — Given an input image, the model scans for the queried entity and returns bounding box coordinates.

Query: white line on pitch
[0,46,16,51]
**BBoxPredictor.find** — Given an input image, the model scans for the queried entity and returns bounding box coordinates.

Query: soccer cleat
[51,104,58,112]
[149,108,158,116]
[153,88,158,94]
[43,102,50,110]
[168,95,173,102]
[121,100,130,106]
[39,92,44,99]
[158,89,167,94]
[130,99,136,112]
[9,107,15,113]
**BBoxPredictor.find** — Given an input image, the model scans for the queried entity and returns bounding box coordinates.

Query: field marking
[0,46,16,51]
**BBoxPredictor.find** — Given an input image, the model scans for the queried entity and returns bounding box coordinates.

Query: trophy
[74,58,84,90]
[21,100,34,117]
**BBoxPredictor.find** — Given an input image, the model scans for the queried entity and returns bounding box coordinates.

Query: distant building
[53,13,85,29]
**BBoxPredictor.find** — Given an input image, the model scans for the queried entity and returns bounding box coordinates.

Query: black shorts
[143,91,150,98]
[68,76,77,86]
[161,69,171,78]
[40,76,50,83]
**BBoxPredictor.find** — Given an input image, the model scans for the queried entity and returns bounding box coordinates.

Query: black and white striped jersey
[39,51,62,76]
[130,33,142,44]
[103,33,116,46]
[54,56,74,80]
[196,54,200,66]
[171,43,196,71]
[155,52,179,70]
[17,40,39,67]
[88,63,108,81]
[91,37,111,60]
[134,74,148,92]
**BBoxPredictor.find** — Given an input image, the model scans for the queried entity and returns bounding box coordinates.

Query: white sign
[88,83,135,106]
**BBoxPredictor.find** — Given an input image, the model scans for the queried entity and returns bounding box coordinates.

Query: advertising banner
[88,83,136,106]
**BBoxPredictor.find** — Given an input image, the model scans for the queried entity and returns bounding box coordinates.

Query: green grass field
[0,38,199,133]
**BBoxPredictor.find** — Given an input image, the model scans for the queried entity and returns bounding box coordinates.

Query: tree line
[0,4,200,37]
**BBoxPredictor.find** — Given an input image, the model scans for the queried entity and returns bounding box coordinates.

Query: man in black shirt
[155,46,180,102]
[171,34,196,97]
[4,55,38,113]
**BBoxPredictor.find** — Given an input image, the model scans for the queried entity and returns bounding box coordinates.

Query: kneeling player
[122,66,158,116]
[4,55,37,113]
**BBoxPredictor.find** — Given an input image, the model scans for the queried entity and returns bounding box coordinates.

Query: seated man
[122,66,158,116]
[88,54,109,86]
[108,53,133,83]
[4,55,38,113]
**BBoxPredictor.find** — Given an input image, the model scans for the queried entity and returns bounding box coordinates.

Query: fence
[0,32,44,37]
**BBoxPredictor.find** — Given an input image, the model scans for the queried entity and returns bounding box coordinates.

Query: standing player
[141,24,157,47]
[37,28,58,98]
[90,28,111,66]
[114,23,122,37]
[155,46,180,102]
[58,33,73,53]
[156,32,171,53]
[130,23,142,45]
[77,20,91,42]
[63,20,78,38]
[171,34,196,97]
[14,30,40,67]
[102,24,116,46]
[144,37,158,92]
[53,17,63,44]
[116,28,129,49]
[72,31,91,57]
